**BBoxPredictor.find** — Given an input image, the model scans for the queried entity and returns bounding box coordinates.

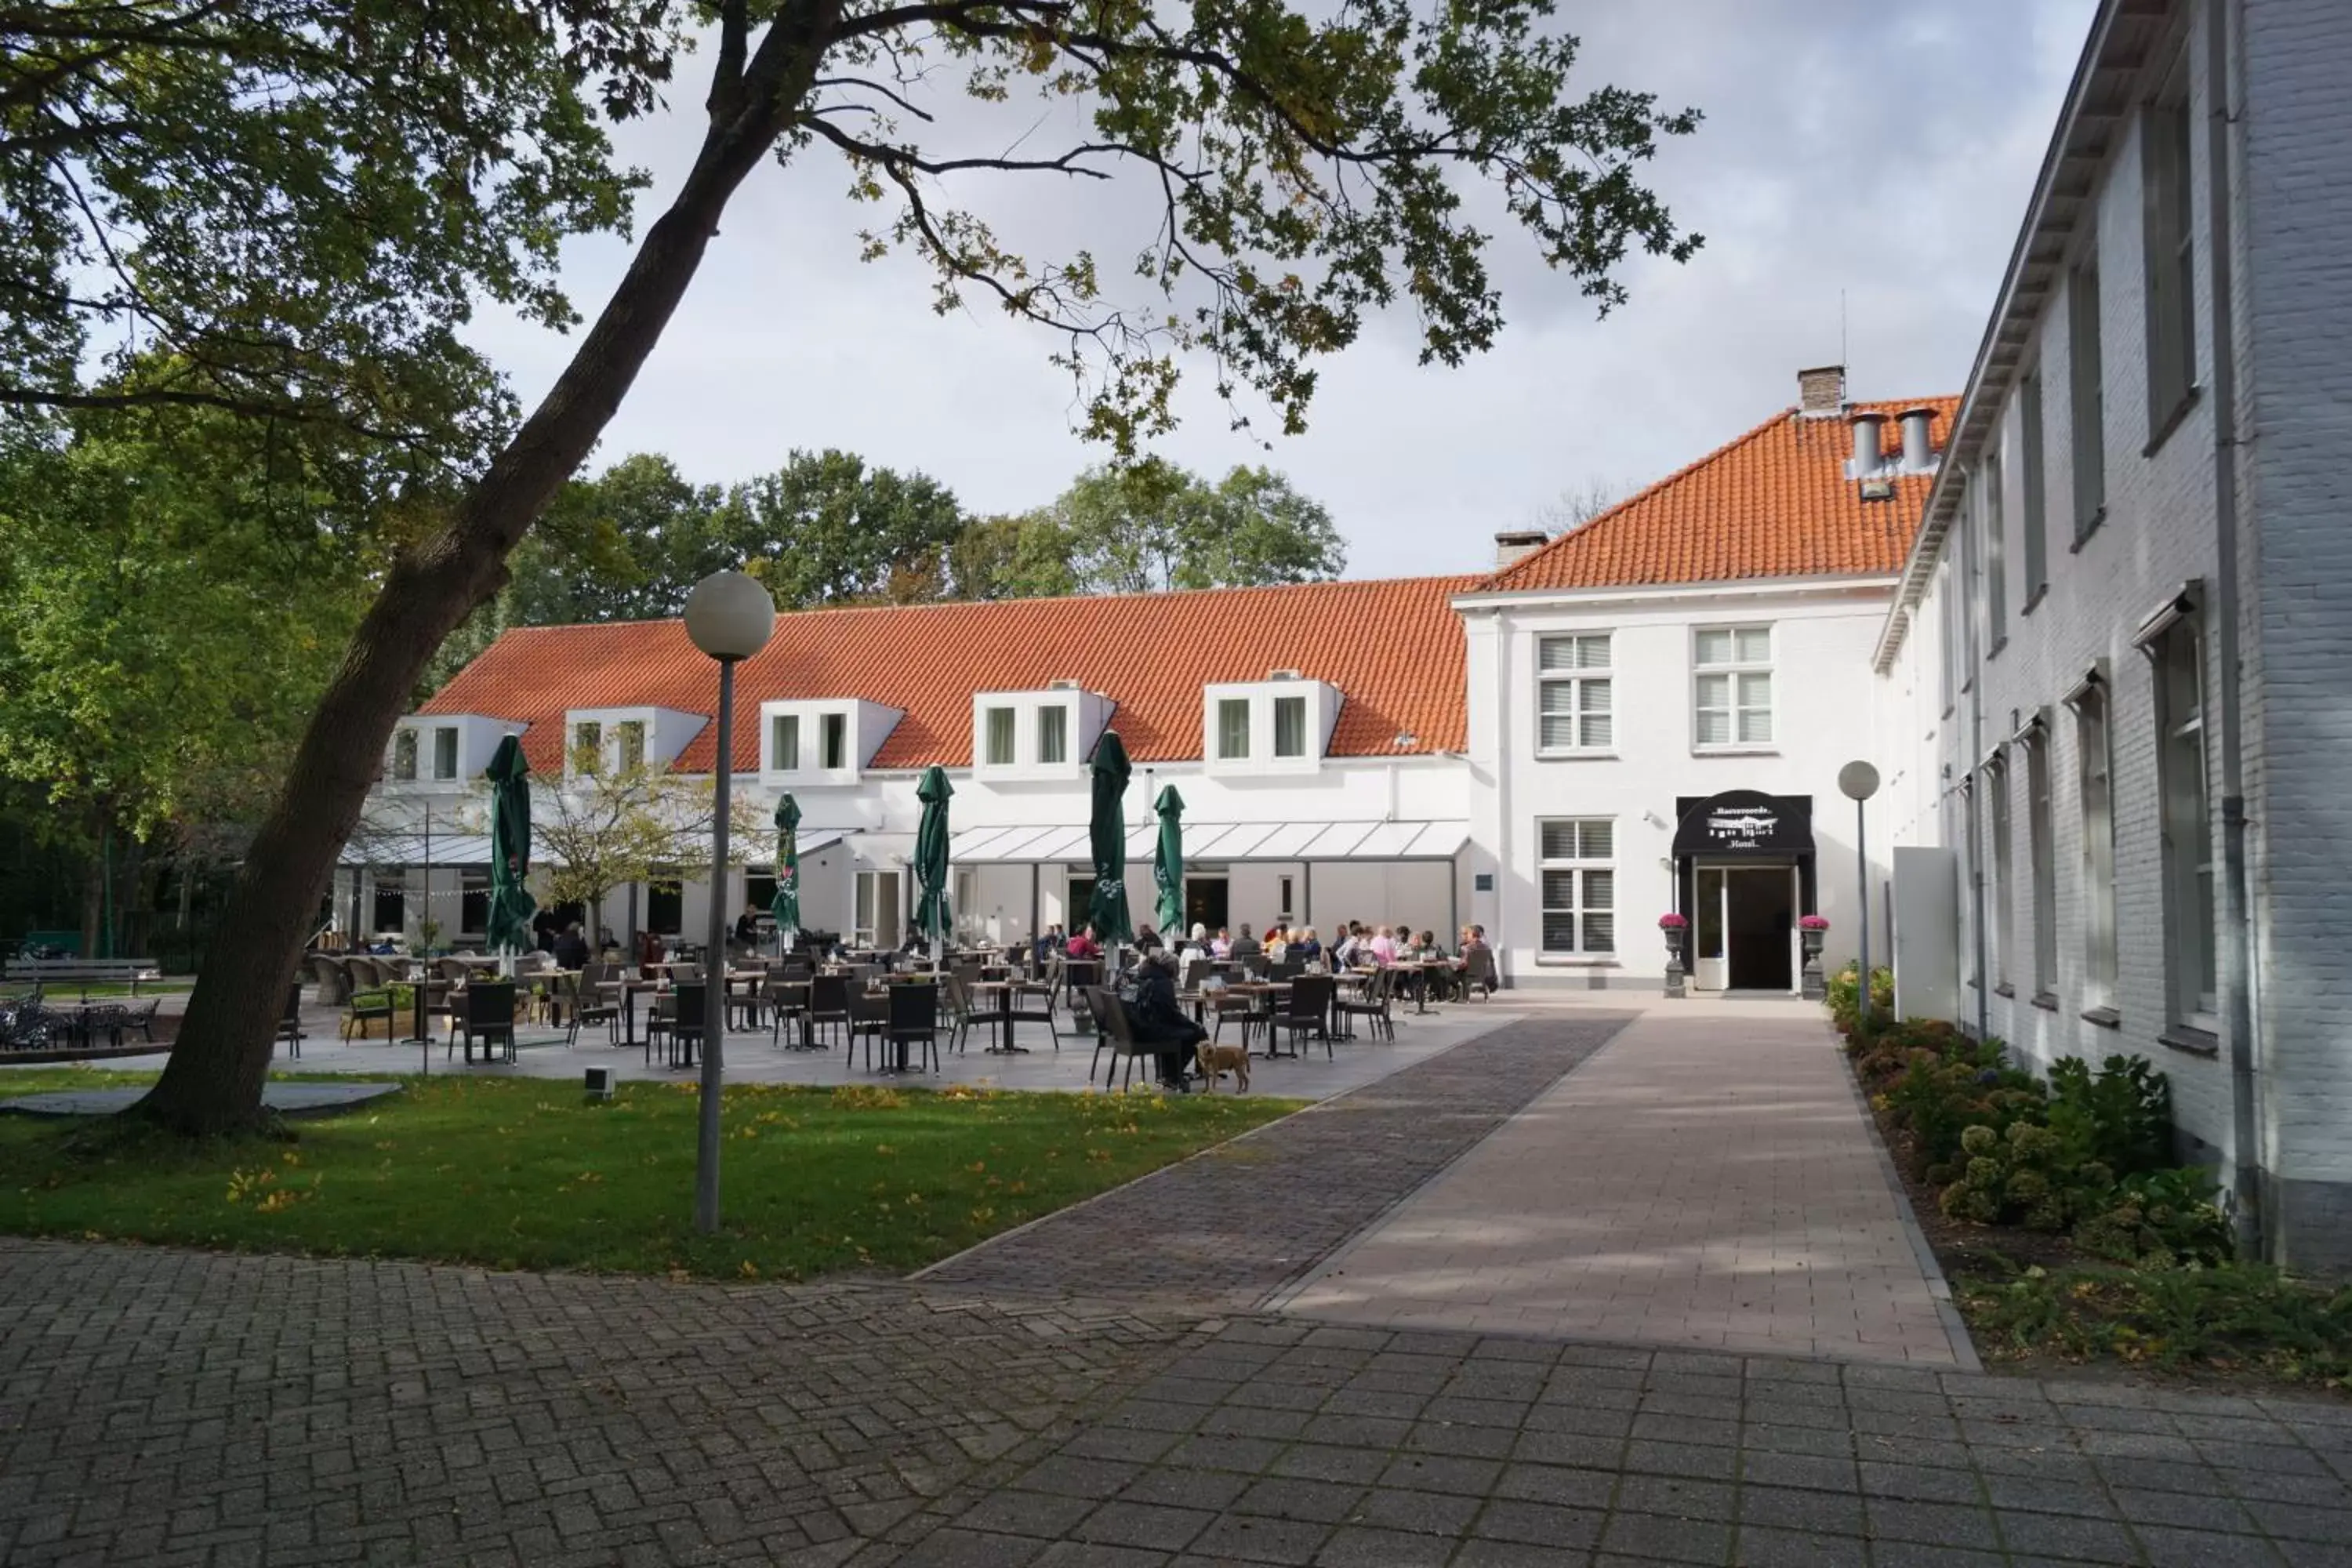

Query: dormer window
[572,720,603,774]
[562,706,704,778]
[391,729,419,782]
[760,699,897,782]
[430,726,459,781]
[1203,679,1340,774]
[1038,706,1069,764]
[968,688,1109,779]
[771,713,800,771]
[616,719,646,771]
[820,713,848,770]
[983,706,1017,767]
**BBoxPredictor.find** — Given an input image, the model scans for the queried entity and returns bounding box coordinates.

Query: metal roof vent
[1269,668,1302,681]
[1047,679,1080,690]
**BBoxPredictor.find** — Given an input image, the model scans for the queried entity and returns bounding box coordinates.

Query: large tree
[9,0,1700,1131]
[1038,456,1345,593]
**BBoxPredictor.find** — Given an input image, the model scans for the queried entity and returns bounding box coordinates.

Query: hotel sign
[1671,790,1813,858]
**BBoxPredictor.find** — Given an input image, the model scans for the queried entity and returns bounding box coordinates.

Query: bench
[2,957,165,996]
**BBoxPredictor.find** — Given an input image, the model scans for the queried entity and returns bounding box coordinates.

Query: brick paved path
[1281,1004,1969,1365]
[866,1316,2352,1568]
[916,1014,1631,1312]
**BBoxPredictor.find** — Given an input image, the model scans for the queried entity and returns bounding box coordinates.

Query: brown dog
[1196,1043,1251,1094]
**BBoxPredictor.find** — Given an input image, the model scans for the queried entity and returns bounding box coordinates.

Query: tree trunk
[134,2,842,1134]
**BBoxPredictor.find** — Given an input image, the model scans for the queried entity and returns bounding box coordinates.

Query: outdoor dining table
[964,978,1040,1055]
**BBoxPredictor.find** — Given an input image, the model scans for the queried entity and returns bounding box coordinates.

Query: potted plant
[1658,913,1689,999]
[1798,914,1830,1001]
[416,916,445,956]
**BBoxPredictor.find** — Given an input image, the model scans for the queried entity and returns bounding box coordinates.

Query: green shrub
[1938,1121,2112,1232]
[1961,1260,2352,1384]
[1885,1051,2044,1179]
[2072,1167,2233,1267]
[1826,962,1892,1042]
[2046,1054,2173,1177]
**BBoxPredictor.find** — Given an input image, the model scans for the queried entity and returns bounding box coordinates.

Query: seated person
[553,922,592,971]
[1122,950,1205,1091]
[1210,927,1233,959]
[1134,924,1163,954]
[1065,925,1102,960]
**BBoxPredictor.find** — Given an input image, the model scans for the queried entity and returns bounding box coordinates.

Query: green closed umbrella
[771,793,801,950]
[1086,731,1134,946]
[1152,784,1185,938]
[483,734,538,956]
[914,765,953,959]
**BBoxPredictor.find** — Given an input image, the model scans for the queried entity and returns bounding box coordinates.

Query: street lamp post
[1838,760,1881,1040]
[683,570,776,1235]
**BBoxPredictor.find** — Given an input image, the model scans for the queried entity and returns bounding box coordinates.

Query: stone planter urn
[1798,918,1829,1001]
[1658,915,1689,999]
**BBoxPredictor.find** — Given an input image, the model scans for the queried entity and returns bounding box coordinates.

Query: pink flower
[1798,914,1831,931]
[1657,913,1689,930]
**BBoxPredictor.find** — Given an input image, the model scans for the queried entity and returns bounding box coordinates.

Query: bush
[1960,1260,2352,1385]
[1826,962,1892,1042]
[2072,1167,2234,1268]
[2046,1054,2173,1177]
[1884,1048,2044,1180]
[1939,1121,2113,1232]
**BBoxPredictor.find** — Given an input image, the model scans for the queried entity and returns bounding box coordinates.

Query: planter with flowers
[1658,913,1689,998]
[1798,914,1830,1000]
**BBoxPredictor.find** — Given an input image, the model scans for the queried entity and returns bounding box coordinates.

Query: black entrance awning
[1672,791,1814,858]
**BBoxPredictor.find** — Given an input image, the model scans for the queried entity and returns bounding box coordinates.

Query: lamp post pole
[684,570,776,1237]
[1838,760,1882,1042]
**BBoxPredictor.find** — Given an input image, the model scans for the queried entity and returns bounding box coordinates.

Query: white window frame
[982,706,1017,768]
[1272,695,1308,759]
[2020,370,2048,608]
[2154,620,2217,1029]
[572,720,603,775]
[1536,818,1615,957]
[615,719,646,773]
[1987,749,2013,993]
[1215,698,1250,760]
[2141,53,2198,437]
[1536,633,1613,755]
[430,725,459,781]
[1693,626,1773,751]
[1981,449,2007,648]
[820,712,849,771]
[390,728,419,782]
[2070,678,2118,1011]
[771,713,800,773]
[2068,254,2107,538]
[1037,704,1069,765]
[2025,721,2058,1002]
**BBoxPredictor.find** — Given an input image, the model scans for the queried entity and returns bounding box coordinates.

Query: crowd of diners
[1029,919,1492,973]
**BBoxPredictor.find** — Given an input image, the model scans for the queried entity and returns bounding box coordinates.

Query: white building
[1874,0,2352,1269]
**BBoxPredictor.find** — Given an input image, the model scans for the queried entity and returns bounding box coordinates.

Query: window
[2073,682,2118,1009]
[2157,622,2216,1025]
[2142,56,2197,435]
[1982,450,2007,648]
[1273,695,1308,758]
[1537,633,1613,752]
[1278,875,1294,923]
[855,869,900,948]
[615,720,645,772]
[983,706,1016,767]
[955,867,980,938]
[771,713,800,772]
[459,869,491,938]
[2026,724,2057,1000]
[1961,774,1981,992]
[390,729,419,782]
[820,712,848,770]
[2068,256,2106,535]
[1038,705,1068,765]
[430,726,459,781]
[1987,751,2013,993]
[371,873,405,934]
[1938,573,1957,716]
[648,877,682,937]
[1216,698,1250,760]
[572,720,602,774]
[2020,372,2048,607]
[1537,818,1614,955]
[1693,628,1771,748]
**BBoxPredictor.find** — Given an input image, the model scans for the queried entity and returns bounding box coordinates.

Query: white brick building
[1875,0,2352,1269]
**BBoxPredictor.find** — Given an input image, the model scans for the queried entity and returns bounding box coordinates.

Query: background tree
[529,746,762,934]
[1037,459,1345,593]
[25,0,1701,1132]
[944,513,1082,601]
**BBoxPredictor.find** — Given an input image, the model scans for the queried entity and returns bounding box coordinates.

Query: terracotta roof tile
[1474,396,1960,593]
[423,576,1477,775]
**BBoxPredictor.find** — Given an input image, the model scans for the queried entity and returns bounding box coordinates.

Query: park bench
[1,956,165,996]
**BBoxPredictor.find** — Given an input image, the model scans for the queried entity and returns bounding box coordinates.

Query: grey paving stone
[1070,1502,1214,1553]
[1185,1514,1331,1565]
[1991,1510,2147,1563]
[1615,1474,1734,1523]
[1114,1469,1252,1514]
[1268,1446,1392,1487]
[1737,1485,1864,1535]
[1308,1526,1455,1568]
[1624,1440,1740,1482]
[1596,1508,1733,1563]
[1730,1524,1867,1568]
[1377,1454,1501,1497]
[1348,1486,1483,1537]
[1471,1499,1608,1549]
[2136,1525,2285,1568]
[1980,1472,2122,1518]
[1231,1479,1366,1526]
[1864,1497,2004,1551]
[1490,1462,1616,1510]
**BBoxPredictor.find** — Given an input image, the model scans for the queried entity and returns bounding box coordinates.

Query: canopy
[1085,731,1133,944]
[914,766,954,952]
[1671,791,1816,858]
[771,793,802,942]
[946,818,1469,864]
[1151,784,1185,935]
[483,735,538,953]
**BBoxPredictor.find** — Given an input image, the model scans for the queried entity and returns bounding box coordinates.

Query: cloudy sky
[466,1,2096,583]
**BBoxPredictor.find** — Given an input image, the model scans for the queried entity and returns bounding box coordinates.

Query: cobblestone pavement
[862,1318,2352,1567]
[915,1015,1632,1312]
[1281,1003,1968,1365]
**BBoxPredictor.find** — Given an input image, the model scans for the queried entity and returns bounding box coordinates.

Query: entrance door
[1693,867,1728,989]
[1185,876,1229,934]
[855,869,901,949]
[1725,866,1795,990]
[1067,873,1094,935]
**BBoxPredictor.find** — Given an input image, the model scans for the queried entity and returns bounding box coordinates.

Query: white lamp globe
[1837,760,1881,802]
[683,570,775,660]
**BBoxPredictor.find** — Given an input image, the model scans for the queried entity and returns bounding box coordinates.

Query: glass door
[1694,867,1727,989]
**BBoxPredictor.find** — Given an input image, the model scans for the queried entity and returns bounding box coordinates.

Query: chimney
[1797,365,1846,417]
[1898,407,1938,472]
[1493,530,1548,568]
[1849,411,1886,477]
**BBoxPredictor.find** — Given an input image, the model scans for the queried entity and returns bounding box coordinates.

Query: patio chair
[941,972,976,1052]
[560,971,618,1047]
[1461,946,1498,1000]
[848,985,890,1069]
[1202,982,1261,1053]
[1058,960,1101,1023]
[723,969,764,1033]
[1265,975,1335,1061]
[1083,986,1155,1091]
[1334,967,1397,1041]
[310,953,355,1007]
[647,982,706,1069]
[764,971,811,1048]
[274,982,306,1058]
[118,996,160,1045]
[805,974,852,1051]
[343,985,396,1041]
[880,982,941,1074]
[449,981,517,1064]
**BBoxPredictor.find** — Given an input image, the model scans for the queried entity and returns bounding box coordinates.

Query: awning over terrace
[336,829,851,867]
[946,818,1468,864]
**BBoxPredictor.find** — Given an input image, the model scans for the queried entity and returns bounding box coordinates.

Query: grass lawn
[0,1070,1300,1280]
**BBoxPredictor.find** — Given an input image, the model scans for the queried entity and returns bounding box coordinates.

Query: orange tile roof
[423,576,1477,775]
[1472,397,1960,593]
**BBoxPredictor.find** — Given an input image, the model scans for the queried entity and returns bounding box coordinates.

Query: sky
[464,1,2098,584]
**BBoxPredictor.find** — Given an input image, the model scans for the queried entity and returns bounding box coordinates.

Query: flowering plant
[1798,915,1831,931]
[1657,913,1688,930]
